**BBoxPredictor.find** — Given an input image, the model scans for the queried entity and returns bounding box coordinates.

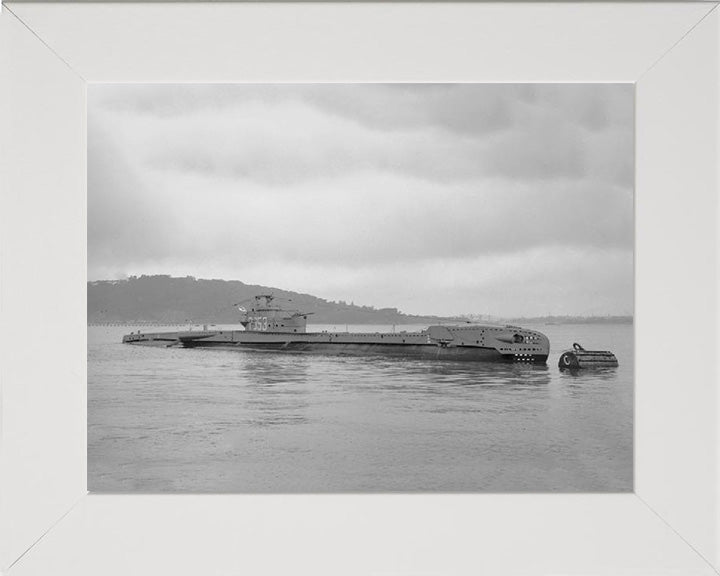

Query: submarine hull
[123,325,550,364]
[183,340,542,362]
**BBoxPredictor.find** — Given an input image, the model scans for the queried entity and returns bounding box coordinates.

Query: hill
[88,275,459,325]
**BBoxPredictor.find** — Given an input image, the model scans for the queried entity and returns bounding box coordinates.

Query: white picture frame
[1,2,718,574]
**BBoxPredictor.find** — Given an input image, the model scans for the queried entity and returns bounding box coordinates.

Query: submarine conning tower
[237,294,310,333]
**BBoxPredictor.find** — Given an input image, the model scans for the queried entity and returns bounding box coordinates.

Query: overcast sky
[88,84,633,317]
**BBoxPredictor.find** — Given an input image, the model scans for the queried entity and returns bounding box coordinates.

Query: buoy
[558,342,618,370]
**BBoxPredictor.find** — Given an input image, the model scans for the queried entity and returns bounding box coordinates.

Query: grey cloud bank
[89,84,633,317]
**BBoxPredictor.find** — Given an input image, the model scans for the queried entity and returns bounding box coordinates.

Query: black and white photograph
[88,83,633,493]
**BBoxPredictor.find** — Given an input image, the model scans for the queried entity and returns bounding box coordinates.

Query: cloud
[94,83,632,136]
[88,83,634,316]
[95,88,633,188]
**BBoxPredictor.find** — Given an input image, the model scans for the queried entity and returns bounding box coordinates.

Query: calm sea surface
[88,323,633,493]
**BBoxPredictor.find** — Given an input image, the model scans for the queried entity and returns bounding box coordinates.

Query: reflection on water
[242,354,312,427]
[88,323,633,493]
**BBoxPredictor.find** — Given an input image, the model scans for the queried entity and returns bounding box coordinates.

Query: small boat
[123,294,550,364]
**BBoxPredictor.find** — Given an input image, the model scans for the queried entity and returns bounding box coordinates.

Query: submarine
[122,294,550,364]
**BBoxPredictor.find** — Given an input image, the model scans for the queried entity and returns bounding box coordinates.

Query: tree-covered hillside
[88,275,457,325]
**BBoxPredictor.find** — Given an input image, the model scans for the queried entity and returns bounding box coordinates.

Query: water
[88,323,633,493]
